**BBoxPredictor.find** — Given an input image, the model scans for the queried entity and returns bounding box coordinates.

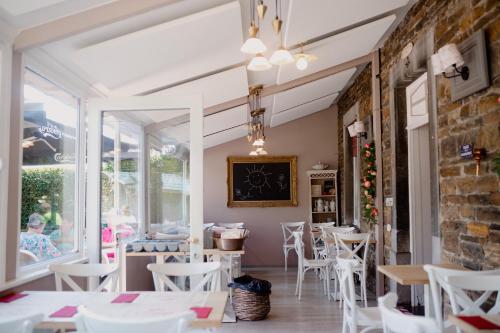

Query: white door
[406,73,433,306]
[86,95,204,282]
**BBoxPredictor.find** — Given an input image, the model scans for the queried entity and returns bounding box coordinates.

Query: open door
[406,73,433,306]
[86,95,203,289]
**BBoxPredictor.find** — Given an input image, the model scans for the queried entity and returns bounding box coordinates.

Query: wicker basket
[232,288,271,321]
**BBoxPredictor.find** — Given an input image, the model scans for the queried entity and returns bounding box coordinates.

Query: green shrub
[21,167,75,231]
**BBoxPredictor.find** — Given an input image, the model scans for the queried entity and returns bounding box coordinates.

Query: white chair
[337,257,381,333]
[424,265,500,333]
[446,274,500,316]
[0,313,43,333]
[335,232,371,307]
[49,263,119,292]
[320,226,356,259]
[320,226,356,301]
[309,222,335,260]
[147,262,221,292]
[19,249,39,266]
[75,305,195,333]
[378,293,439,333]
[293,231,332,301]
[280,222,305,271]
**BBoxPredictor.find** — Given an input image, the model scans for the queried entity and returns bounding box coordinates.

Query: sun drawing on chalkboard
[244,165,271,193]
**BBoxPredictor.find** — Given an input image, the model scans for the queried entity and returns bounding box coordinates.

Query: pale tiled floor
[219,267,378,333]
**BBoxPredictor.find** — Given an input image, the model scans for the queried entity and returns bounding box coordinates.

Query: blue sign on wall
[460,144,473,159]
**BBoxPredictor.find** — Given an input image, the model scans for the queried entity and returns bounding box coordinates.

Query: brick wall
[337,0,500,282]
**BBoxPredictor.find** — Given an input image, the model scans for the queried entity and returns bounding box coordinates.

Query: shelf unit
[307,170,339,225]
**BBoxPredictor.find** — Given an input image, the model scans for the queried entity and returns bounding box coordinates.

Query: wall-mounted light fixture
[431,44,469,80]
[347,121,367,139]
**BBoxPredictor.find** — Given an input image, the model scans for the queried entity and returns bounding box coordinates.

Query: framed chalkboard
[227,156,298,207]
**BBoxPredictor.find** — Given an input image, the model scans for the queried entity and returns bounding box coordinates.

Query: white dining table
[0,291,228,330]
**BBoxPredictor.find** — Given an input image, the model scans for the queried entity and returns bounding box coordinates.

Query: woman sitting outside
[20,213,61,260]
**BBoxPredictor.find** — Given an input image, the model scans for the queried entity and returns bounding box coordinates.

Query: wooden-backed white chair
[337,257,381,333]
[49,263,119,292]
[309,222,336,260]
[378,293,439,333]
[424,265,500,333]
[293,231,332,301]
[280,222,305,271]
[147,262,221,292]
[75,305,195,333]
[0,313,43,333]
[335,232,371,307]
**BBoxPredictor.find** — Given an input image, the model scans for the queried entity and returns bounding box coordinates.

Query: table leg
[424,284,434,318]
[118,242,127,292]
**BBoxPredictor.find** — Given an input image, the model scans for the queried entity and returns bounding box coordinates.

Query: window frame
[1,51,89,289]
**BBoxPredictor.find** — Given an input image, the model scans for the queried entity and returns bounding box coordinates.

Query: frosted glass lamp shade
[296,56,308,70]
[353,121,365,133]
[431,53,444,75]
[252,138,265,146]
[247,54,272,71]
[269,47,294,65]
[241,37,267,54]
[249,150,259,156]
[347,124,357,137]
[438,44,464,72]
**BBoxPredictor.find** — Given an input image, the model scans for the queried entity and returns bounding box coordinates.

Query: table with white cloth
[0,291,228,330]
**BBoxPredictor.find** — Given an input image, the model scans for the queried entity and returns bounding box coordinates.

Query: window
[19,69,80,267]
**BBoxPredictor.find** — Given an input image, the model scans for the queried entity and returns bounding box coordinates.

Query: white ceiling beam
[204,53,371,116]
[14,0,181,51]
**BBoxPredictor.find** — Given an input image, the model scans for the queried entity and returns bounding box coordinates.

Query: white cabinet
[307,170,339,225]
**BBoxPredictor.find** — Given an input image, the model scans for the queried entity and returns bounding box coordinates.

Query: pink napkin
[0,293,28,303]
[190,307,213,319]
[457,316,500,330]
[50,306,78,318]
[111,293,140,303]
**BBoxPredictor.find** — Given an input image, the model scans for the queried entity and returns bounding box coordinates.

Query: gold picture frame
[227,155,298,207]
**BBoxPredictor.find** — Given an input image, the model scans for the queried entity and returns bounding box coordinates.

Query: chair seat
[357,306,382,327]
[304,259,332,268]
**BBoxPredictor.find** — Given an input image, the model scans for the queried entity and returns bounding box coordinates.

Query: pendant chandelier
[243,0,301,71]
[247,85,268,156]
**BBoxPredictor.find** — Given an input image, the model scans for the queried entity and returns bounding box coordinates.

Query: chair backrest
[293,231,305,271]
[309,222,336,232]
[147,262,221,292]
[0,313,43,333]
[320,226,356,258]
[19,249,39,266]
[446,274,500,316]
[336,257,359,329]
[49,263,119,292]
[423,265,500,329]
[281,222,305,246]
[378,293,440,333]
[334,232,370,269]
[75,305,195,333]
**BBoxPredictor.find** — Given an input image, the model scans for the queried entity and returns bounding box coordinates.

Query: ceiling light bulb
[296,56,308,71]
[269,47,294,65]
[241,37,267,54]
[247,54,272,71]
[253,138,265,146]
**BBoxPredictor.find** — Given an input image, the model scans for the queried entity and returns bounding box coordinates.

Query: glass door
[86,96,204,288]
